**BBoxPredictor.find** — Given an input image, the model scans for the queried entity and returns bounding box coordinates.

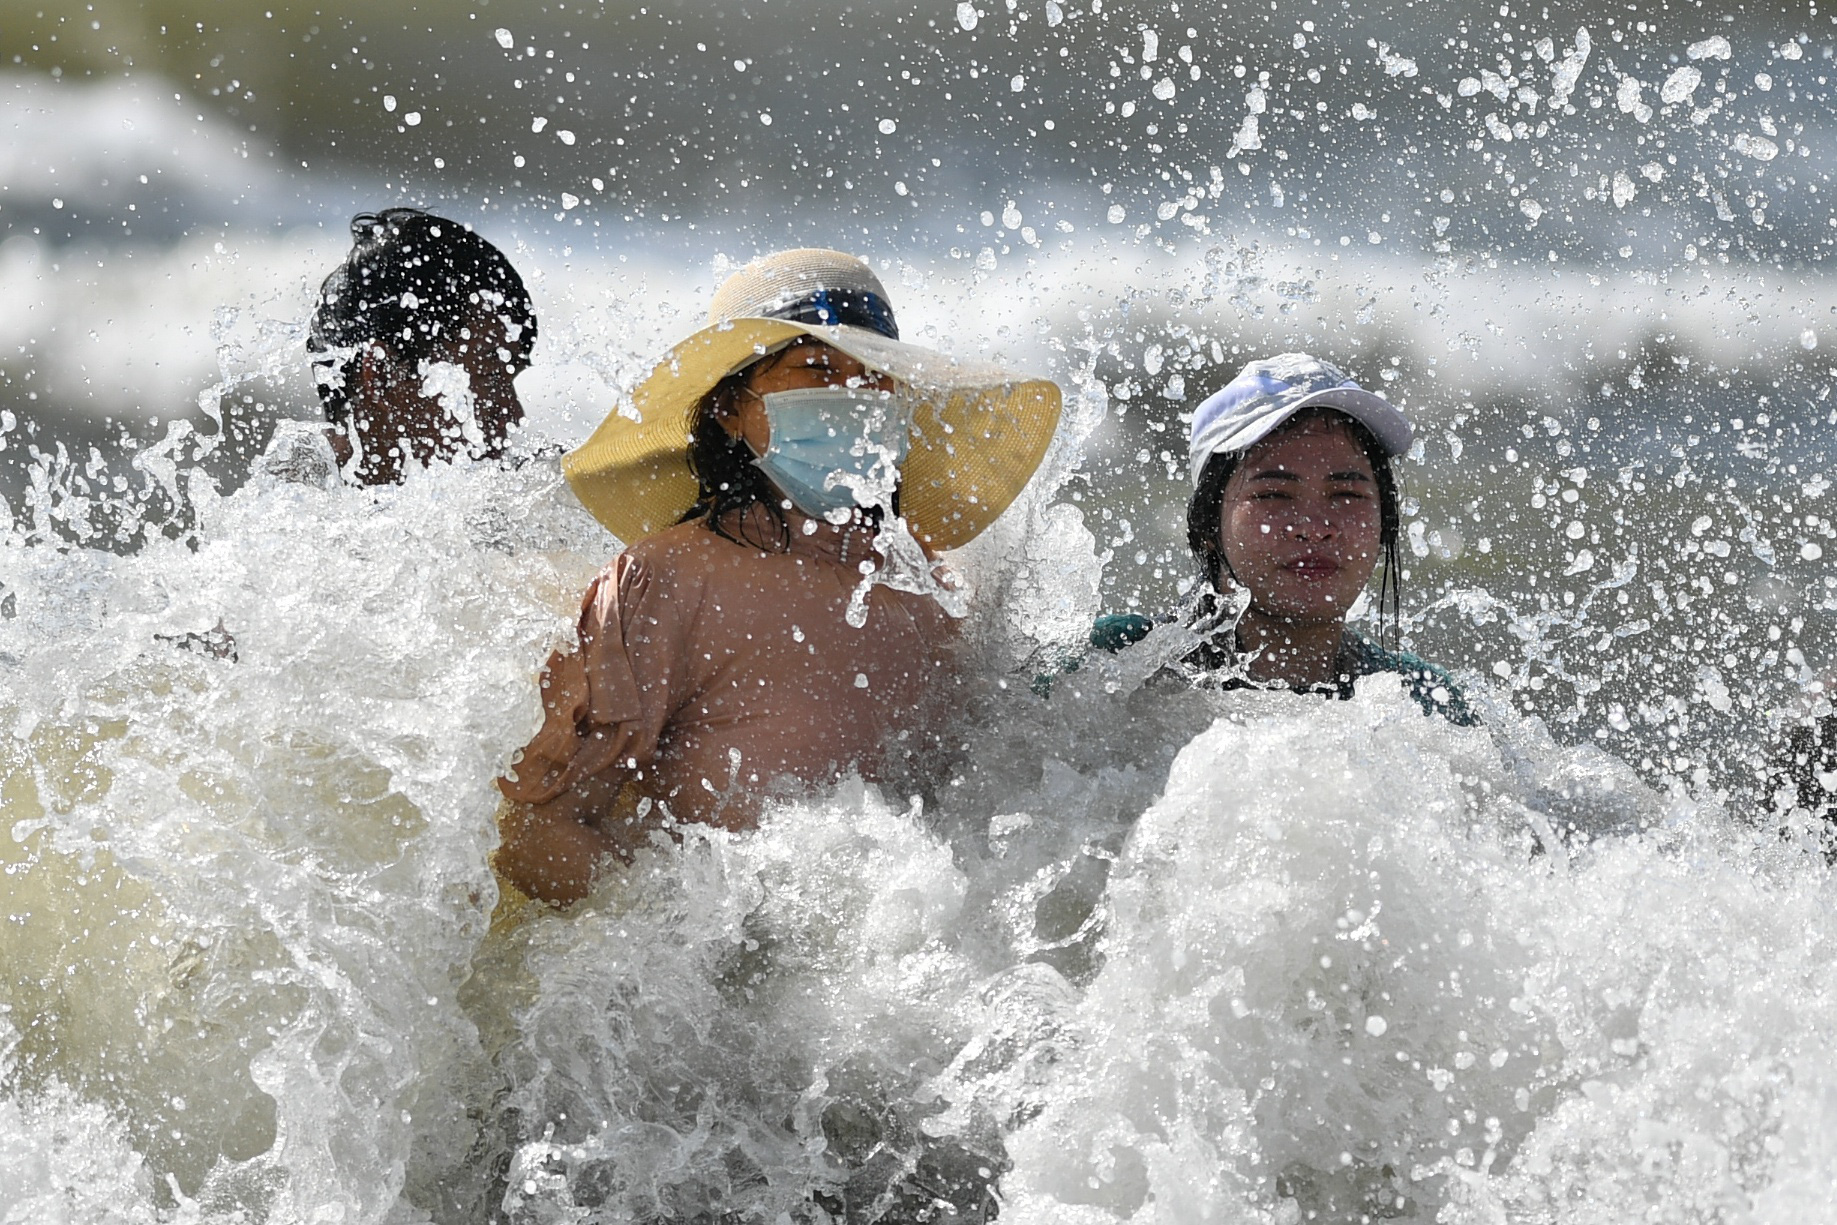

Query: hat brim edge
[564,318,1062,551]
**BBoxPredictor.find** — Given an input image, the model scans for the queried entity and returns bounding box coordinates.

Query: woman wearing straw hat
[494,249,1061,905]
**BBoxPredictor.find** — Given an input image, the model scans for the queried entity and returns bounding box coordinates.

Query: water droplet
[494,27,514,50]
[955,2,979,31]
[878,118,897,135]
[1687,35,1731,61]
[1731,132,1779,161]
[1661,66,1700,105]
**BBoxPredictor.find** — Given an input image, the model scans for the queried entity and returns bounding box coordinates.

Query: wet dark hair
[1185,408,1403,642]
[307,208,536,423]
[679,370,795,552]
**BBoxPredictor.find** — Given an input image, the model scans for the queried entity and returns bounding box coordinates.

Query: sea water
[3,419,1835,1221]
[4,232,1836,1221]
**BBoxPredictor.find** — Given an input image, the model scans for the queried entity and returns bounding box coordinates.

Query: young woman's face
[717,340,894,456]
[1216,414,1383,625]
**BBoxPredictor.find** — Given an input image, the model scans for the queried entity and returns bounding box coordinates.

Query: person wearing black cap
[306,208,536,485]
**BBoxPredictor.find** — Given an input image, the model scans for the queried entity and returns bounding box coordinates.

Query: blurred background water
[4,2,1837,1221]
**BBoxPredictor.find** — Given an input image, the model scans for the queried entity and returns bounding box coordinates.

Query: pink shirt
[499,511,962,833]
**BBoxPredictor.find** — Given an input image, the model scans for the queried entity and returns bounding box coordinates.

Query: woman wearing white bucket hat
[495,249,1062,905]
[1087,353,1473,722]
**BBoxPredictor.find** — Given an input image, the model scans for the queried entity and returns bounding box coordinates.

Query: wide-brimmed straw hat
[563,249,1062,550]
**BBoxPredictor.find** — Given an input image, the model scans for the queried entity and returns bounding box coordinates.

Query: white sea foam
[987,692,1837,1220]
[0,455,611,1216]
[4,300,1837,1221]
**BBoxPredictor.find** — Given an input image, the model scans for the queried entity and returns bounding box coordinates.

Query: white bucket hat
[1188,353,1412,487]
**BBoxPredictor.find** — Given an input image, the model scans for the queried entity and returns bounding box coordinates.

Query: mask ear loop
[722,383,768,459]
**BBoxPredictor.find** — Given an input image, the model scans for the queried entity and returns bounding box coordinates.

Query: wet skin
[1216,412,1382,687]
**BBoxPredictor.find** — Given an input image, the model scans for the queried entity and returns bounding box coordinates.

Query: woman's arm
[495,551,679,903]
[494,775,630,905]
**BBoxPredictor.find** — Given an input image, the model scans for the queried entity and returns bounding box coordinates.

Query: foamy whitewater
[3,409,1836,1222]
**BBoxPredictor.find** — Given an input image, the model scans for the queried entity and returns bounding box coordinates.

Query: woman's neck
[1234,606,1347,688]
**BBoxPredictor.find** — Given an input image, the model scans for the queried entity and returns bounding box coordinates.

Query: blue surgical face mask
[751,386,913,519]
